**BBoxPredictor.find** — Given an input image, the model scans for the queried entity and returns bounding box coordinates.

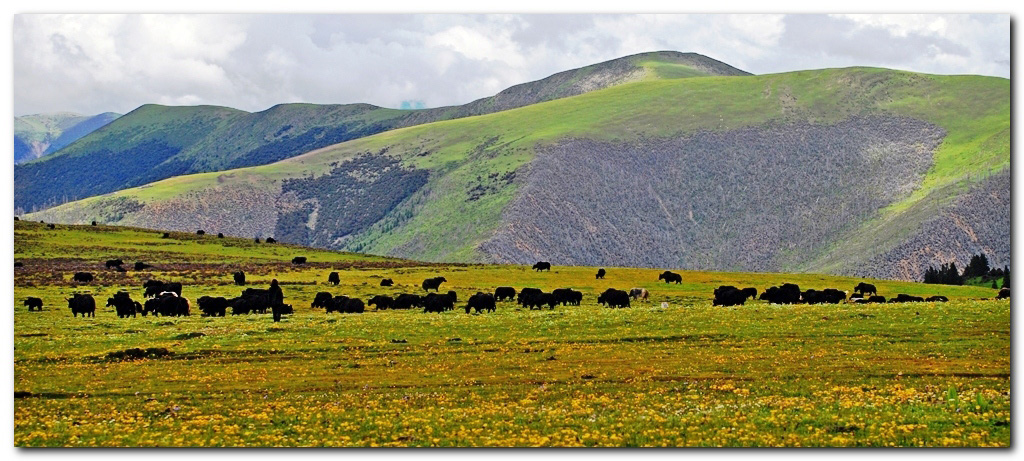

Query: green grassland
[13,222,1009,446]
[29,67,1009,274]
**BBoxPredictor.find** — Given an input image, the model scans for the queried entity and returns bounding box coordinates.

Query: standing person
[269,279,285,322]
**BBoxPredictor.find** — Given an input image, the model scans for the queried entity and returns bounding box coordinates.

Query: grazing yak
[532,261,552,272]
[596,268,606,279]
[324,296,363,314]
[91,221,97,226]
[494,287,516,302]
[144,281,183,298]
[105,259,124,269]
[629,288,650,302]
[520,291,556,310]
[854,282,877,296]
[292,256,307,265]
[197,296,230,317]
[422,276,447,292]
[854,295,887,304]
[254,238,261,243]
[925,295,949,302]
[15,261,24,268]
[231,288,273,315]
[380,278,394,287]
[196,230,205,235]
[889,294,925,303]
[107,291,142,318]
[597,289,631,308]
[553,288,583,306]
[517,288,542,305]
[658,271,682,284]
[145,292,190,317]
[73,272,95,283]
[759,284,802,304]
[67,293,96,317]
[713,286,749,307]
[311,292,334,309]
[266,237,277,243]
[393,294,421,310]
[217,233,224,238]
[161,233,170,238]
[233,271,246,286]
[368,295,394,310]
[801,289,846,305]
[466,292,496,313]
[997,288,1010,299]
[134,261,153,270]
[423,292,456,313]
[47,224,55,229]
[328,272,341,285]
[24,297,43,311]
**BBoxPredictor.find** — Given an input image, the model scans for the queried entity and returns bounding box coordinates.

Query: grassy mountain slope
[28,66,1009,280]
[15,51,743,214]
[13,112,120,164]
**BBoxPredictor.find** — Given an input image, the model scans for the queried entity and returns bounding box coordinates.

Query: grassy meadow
[13,222,1010,447]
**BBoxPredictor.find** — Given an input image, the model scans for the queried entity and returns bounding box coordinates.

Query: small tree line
[923,253,1009,288]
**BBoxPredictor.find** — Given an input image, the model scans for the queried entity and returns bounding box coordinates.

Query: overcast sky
[12,13,1010,116]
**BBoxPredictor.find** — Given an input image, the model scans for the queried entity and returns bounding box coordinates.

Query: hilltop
[14,112,120,164]
[26,57,1010,281]
[14,51,744,213]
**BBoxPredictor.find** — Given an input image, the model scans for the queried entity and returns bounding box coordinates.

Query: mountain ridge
[15,51,743,213]
[25,62,1010,281]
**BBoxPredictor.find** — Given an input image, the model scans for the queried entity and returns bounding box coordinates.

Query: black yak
[24,297,43,311]
[713,286,747,306]
[328,272,340,285]
[423,293,455,313]
[925,295,949,302]
[145,292,190,316]
[422,276,447,292]
[196,230,205,236]
[597,289,630,308]
[105,259,124,269]
[144,281,182,298]
[532,261,551,272]
[134,261,153,270]
[854,282,877,296]
[997,288,1010,299]
[494,287,516,302]
[368,295,394,310]
[466,292,496,313]
[67,293,96,317]
[72,272,94,283]
[266,237,277,243]
[393,294,421,310]
[658,271,682,284]
[596,268,606,279]
[233,271,246,286]
[107,291,141,318]
[292,256,307,265]
[197,296,229,317]
[380,278,394,287]
[312,292,333,309]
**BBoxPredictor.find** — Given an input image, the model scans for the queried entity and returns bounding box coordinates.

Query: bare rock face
[852,171,1010,281]
[479,116,945,272]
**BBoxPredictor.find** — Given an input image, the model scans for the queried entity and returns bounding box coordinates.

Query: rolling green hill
[26,59,1009,281]
[15,51,744,213]
[14,112,120,164]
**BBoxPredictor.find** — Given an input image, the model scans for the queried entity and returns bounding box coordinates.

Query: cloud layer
[13,14,1009,116]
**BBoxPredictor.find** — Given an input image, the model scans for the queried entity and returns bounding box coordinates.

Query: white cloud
[12,13,1010,117]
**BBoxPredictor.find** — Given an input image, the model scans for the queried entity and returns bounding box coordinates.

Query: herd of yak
[20,262,1011,321]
